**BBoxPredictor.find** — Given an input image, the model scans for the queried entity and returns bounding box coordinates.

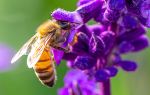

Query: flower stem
[100,79,111,95]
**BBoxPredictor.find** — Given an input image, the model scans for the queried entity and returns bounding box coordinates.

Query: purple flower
[58,69,101,95]
[51,0,150,82]
[0,44,14,72]
[51,0,150,95]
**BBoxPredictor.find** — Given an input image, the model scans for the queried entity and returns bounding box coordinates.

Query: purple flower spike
[119,60,138,71]
[50,0,150,94]
[51,8,82,23]
[74,56,96,70]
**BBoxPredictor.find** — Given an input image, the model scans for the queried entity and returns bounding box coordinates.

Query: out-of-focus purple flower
[58,69,101,95]
[0,44,14,72]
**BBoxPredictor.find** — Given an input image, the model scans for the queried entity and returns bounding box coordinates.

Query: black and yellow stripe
[33,49,55,87]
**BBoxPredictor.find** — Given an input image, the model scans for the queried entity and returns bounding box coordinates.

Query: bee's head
[57,20,71,30]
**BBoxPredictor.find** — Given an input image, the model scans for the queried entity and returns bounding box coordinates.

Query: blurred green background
[0,0,150,95]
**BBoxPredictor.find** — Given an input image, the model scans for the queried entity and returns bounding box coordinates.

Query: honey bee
[11,19,74,87]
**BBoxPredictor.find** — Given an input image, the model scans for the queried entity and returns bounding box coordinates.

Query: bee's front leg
[52,45,70,53]
[55,36,66,44]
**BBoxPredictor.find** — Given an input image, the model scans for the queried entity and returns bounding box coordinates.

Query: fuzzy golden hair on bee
[36,20,61,37]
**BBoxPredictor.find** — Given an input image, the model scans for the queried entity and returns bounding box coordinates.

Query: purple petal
[78,25,91,37]
[89,33,105,57]
[88,24,107,36]
[71,32,89,54]
[108,0,125,11]
[63,53,77,61]
[74,56,96,70]
[51,49,64,65]
[119,60,138,71]
[106,66,118,77]
[118,41,134,53]
[77,0,91,6]
[112,52,122,64]
[118,25,146,42]
[100,31,115,54]
[104,9,121,22]
[131,35,150,52]
[94,7,111,25]
[95,69,109,82]
[118,35,149,53]
[120,14,138,29]
[67,29,78,43]
[76,0,103,23]
[63,28,78,46]
[51,8,82,23]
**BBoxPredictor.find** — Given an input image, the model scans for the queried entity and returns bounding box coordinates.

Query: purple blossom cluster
[52,0,150,82]
[51,0,150,94]
[58,69,101,95]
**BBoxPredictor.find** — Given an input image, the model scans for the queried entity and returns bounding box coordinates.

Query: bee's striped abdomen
[33,49,56,87]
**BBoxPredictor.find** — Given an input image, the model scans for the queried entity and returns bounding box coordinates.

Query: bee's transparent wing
[11,35,37,64]
[27,34,52,68]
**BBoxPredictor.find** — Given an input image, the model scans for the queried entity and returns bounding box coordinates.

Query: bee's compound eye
[59,21,70,30]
